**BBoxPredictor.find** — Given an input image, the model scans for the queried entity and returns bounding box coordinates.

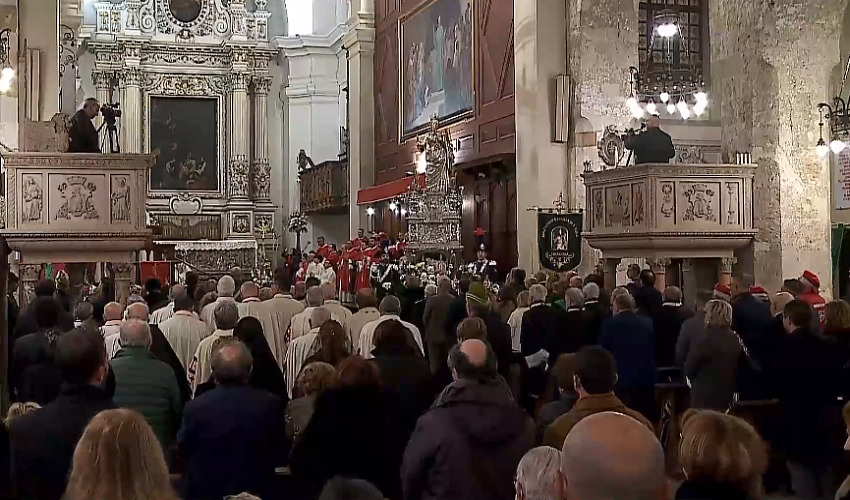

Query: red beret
[801,270,820,289]
[713,283,732,299]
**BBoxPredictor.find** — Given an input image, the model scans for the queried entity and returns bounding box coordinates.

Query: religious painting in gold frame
[399,0,474,141]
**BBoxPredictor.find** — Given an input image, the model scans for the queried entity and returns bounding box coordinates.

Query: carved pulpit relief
[55,175,100,220]
[21,175,43,223]
[111,175,132,223]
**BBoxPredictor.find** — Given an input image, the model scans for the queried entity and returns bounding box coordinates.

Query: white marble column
[118,68,142,154]
[92,70,112,151]
[252,76,272,205]
[343,0,375,238]
[227,69,251,202]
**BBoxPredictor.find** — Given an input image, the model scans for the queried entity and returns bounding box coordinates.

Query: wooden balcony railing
[298,150,349,214]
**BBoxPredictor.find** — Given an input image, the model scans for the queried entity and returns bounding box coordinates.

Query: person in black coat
[11,297,65,405]
[444,277,470,340]
[369,319,433,441]
[14,279,74,339]
[632,269,663,319]
[768,299,844,500]
[623,115,675,164]
[599,292,657,422]
[654,286,691,368]
[290,355,405,500]
[234,316,289,402]
[731,277,772,347]
[178,340,288,500]
[521,284,568,406]
[548,288,585,360]
[68,98,101,153]
[581,282,606,346]
[465,283,514,381]
[8,328,115,500]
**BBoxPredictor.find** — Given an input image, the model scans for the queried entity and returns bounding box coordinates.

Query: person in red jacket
[799,270,826,326]
[316,236,332,260]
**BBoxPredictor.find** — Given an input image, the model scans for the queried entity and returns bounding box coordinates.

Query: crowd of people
[2,256,850,500]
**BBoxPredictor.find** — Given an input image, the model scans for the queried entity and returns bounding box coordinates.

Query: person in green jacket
[111,319,184,451]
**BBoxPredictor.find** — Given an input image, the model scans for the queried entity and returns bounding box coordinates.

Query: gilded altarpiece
[80,0,277,272]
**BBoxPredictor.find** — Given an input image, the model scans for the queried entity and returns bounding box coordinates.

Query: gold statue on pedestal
[419,115,455,194]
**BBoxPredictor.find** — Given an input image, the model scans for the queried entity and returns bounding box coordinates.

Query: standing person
[11,297,65,405]
[549,288,585,361]
[599,293,657,421]
[536,353,578,442]
[623,115,676,164]
[189,301,239,393]
[580,282,605,345]
[14,279,74,338]
[291,356,406,500]
[286,362,337,440]
[63,409,178,500]
[730,274,772,347]
[465,281,514,380]
[423,277,456,374]
[684,300,742,411]
[285,308,333,397]
[99,301,124,359]
[178,340,288,500]
[321,282,353,329]
[347,289,380,354]
[633,269,663,318]
[522,284,567,408]
[158,293,206,371]
[799,270,827,327]
[68,97,100,153]
[126,302,191,404]
[9,328,115,500]
[266,272,305,362]
[769,299,843,500]
[303,320,351,368]
[234,316,288,401]
[200,276,237,333]
[507,290,530,352]
[110,319,183,450]
[514,447,563,500]
[401,340,534,500]
[655,286,691,368]
[143,278,169,314]
[676,290,714,368]
[236,281,278,360]
[359,295,423,359]
[289,286,325,341]
[150,284,185,325]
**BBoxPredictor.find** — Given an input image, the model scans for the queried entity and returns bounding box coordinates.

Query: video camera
[100,103,121,125]
[621,121,647,141]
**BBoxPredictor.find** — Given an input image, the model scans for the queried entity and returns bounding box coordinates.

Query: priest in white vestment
[189,301,239,393]
[98,301,124,359]
[201,275,237,333]
[288,285,325,342]
[236,281,280,363]
[320,283,352,330]
[158,293,206,371]
[284,308,331,398]
[149,284,184,325]
[359,295,423,359]
[265,278,306,364]
[347,289,380,352]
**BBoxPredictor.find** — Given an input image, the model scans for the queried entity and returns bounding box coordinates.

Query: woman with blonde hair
[676,409,767,500]
[684,299,742,411]
[63,408,178,500]
[286,361,337,439]
[4,402,40,426]
[456,317,487,343]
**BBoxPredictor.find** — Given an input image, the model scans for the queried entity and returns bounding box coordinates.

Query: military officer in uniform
[468,243,499,284]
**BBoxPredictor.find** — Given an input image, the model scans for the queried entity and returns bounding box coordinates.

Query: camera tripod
[98,120,120,154]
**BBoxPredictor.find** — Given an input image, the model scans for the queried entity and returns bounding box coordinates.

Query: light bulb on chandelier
[389,201,397,212]
[660,92,670,103]
[666,103,676,114]
[816,138,830,158]
[830,139,847,154]
[656,23,678,38]
[645,100,658,115]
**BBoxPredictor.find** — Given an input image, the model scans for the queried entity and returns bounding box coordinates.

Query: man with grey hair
[159,292,207,371]
[284,307,332,397]
[267,272,305,365]
[581,282,605,346]
[654,285,691,367]
[111,318,183,449]
[358,295,423,359]
[347,289,380,353]
[555,288,585,356]
[321,282,352,330]
[521,283,566,410]
[127,300,192,402]
[599,293,657,420]
[402,339,534,500]
[515,447,563,500]
[560,412,667,500]
[99,301,124,359]
[201,275,237,333]
[150,284,186,325]
[190,301,239,393]
[178,338,287,500]
[288,285,325,342]
[423,277,456,374]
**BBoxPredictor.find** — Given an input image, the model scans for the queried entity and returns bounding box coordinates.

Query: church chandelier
[816,56,850,157]
[626,9,707,121]
[0,29,14,94]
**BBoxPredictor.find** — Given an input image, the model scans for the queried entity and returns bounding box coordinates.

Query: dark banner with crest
[538,213,582,271]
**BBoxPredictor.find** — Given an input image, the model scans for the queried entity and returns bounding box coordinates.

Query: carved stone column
[18,264,42,309]
[118,68,142,154]
[113,262,135,306]
[603,257,620,291]
[719,257,737,287]
[681,258,697,308]
[92,71,112,150]
[648,258,671,292]
[227,71,251,202]
[252,76,272,204]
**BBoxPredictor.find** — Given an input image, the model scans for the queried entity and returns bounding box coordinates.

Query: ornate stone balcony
[582,163,757,258]
[1,152,154,263]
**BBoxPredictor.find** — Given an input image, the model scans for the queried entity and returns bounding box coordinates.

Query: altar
[79,0,278,272]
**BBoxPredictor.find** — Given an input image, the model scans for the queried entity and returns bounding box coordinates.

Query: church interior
[0,0,848,300]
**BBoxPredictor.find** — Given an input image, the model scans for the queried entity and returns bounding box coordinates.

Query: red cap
[713,283,732,300]
[749,286,767,294]
[801,270,820,289]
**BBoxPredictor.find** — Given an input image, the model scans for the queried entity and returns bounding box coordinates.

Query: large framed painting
[149,96,218,193]
[400,0,474,140]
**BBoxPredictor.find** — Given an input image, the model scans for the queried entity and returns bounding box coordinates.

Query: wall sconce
[366,206,375,216]
[0,29,14,94]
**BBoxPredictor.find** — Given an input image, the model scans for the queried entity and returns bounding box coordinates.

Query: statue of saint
[422,116,455,193]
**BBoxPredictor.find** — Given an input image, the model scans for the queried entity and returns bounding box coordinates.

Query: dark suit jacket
[624,127,675,164]
[521,304,568,394]
[444,294,467,340]
[581,300,606,346]
[14,299,74,339]
[68,109,100,153]
[178,384,287,500]
[9,384,114,500]
[423,293,455,344]
[599,312,656,392]
[654,304,692,368]
[731,293,772,347]
[633,285,663,318]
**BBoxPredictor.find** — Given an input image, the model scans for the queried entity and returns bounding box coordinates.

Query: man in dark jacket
[581,282,606,346]
[423,277,456,374]
[654,286,691,368]
[111,319,183,450]
[769,299,844,500]
[9,327,115,500]
[731,274,772,346]
[68,98,100,153]
[465,282,513,380]
[632,269,663,319]
[675,289,713,368]
[522,284,568,403]
[402,340,534,500]
[14,279,74,338]
[178,339,287,500]
[11,296,66,405]
[623,115,675,164]
[599,293,657,421]
[444,277,470,339]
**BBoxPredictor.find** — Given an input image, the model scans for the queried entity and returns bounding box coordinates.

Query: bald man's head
[104,302,123,321]
[561,412,666,500]
[772,291,794,316]
[448,339,497,382]
[240,281,259,299]
[646,115,661,129]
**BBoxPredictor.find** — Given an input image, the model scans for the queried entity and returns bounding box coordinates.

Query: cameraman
[624,115,675,164]
[68,97,100,153]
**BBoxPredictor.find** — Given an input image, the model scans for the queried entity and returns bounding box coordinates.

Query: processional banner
[538,213,582,271]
